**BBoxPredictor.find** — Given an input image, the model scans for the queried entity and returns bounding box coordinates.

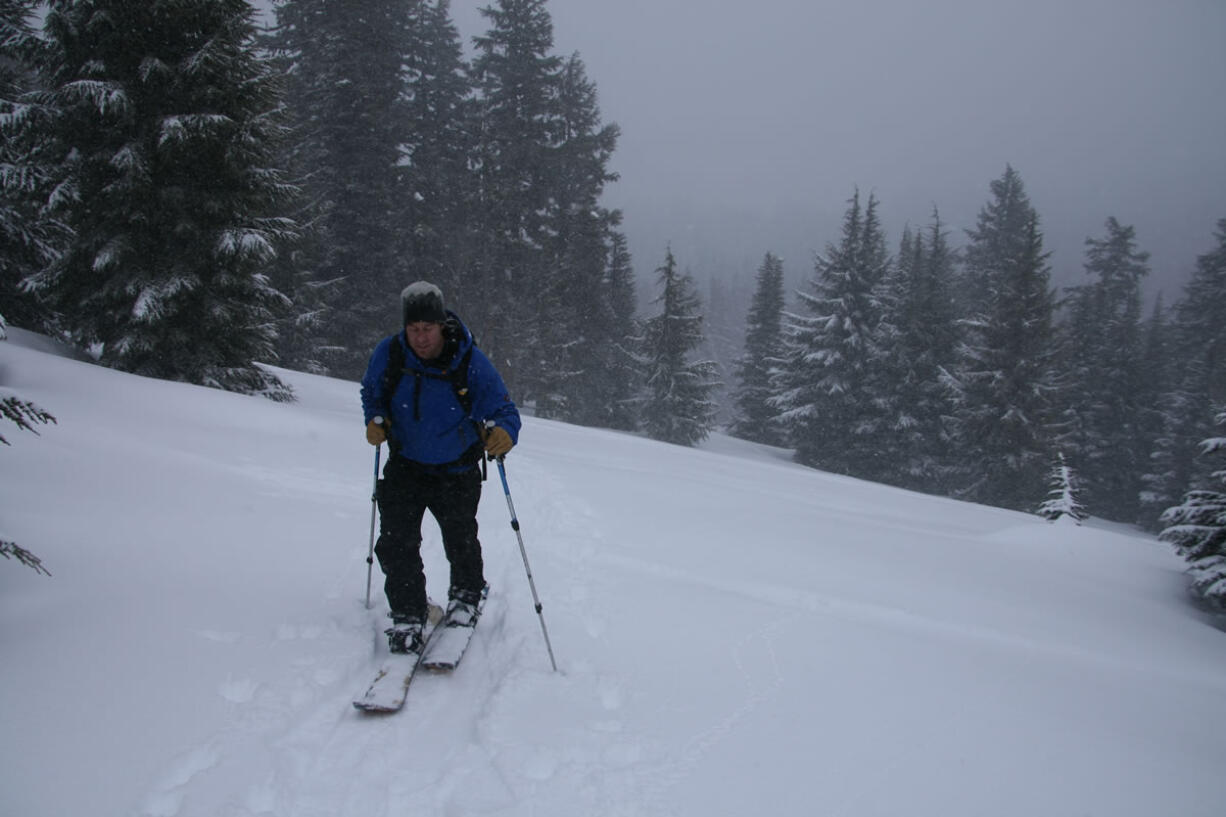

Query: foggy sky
[454,0,1226,299]
[266,0,1226,300]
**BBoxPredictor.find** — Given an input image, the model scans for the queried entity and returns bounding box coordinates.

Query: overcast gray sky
[257,0,1226,299]
[447,0,1226,299]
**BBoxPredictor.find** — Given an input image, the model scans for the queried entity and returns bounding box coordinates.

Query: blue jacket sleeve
[360,336,393,425]
[467,348,521,444]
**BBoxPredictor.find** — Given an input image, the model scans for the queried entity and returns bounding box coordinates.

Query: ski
[353,603,443,713]
[421,588,487,672]
[352,653,428,713]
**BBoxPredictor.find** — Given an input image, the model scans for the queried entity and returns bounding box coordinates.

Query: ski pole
[495,456,558,672]
[364,443,381,610]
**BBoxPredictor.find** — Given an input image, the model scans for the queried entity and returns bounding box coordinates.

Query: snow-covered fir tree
[1038,451,1086,524]
[1174,219,1226,405]
[534,53,622,423]
[467,0,563,396]
[702,273,753,426]
[398,0,475,300]
[947,166,1057,510]
[30,0,296,397]
[1160,408,1226,610]
[0,2,57,571]
[773,190,892,478]
[1141,220,1226,529]
[542,216,637,429]
[1141,361,1215,532]
[876,210,960,492]
[638,247,719,446]
[266,0,417,378]
[1127,295,1176,525]
[588,230,641,432]
[729,252,786,446]
[0,0,66,333]
[1134,295,1173,528]
[461,0,630,409]
[1055,217,1149,521]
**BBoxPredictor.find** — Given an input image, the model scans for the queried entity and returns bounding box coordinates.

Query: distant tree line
[727,168,1226,605]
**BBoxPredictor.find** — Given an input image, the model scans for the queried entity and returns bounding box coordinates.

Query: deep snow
[2,332,1225,817]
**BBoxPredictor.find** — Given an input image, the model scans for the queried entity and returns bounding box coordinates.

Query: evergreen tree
[1056,218,1149,520]
[534,53,622,422]
[1160,408,1226,610]
[399,0,474,298]
[468,0,562,395]
[1140,360,1214,531]
[1132,295,1172,517]
[592,229,641,431]
[774,190,892,477]
[552,220,639,429]
[948,167,1057,510]
[0,3,56,568]
[1141,220,1226,528]
[267,0,415,378]
[639,247,719,446]
[0,0,64,332]
[1054,219,1147,517]
[730,252,786,445]
[1038,451,1086,524]
[32,0,296,396]
[1135,296,1175,528]
[877,210,960,491]
[1175,219,1226,405]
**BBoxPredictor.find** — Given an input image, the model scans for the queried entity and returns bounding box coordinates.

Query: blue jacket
[360,314,520,468]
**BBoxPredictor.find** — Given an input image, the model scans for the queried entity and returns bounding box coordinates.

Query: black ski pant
[375,455,485,623]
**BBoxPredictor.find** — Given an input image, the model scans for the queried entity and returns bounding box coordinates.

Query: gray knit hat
[401,281,446,325]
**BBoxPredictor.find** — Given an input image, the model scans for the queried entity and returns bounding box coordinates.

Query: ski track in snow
[140,743,222,817]
[136,446,1203,817]
[132,453,688,817]
[138,453,809,817]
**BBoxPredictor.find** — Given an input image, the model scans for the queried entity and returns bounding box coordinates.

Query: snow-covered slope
[2,335,1225,817]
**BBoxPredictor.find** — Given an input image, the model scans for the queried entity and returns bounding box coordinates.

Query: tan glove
[366,418,387,446]
[484,425,513,457]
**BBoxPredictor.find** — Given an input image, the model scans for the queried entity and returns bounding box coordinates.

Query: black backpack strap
[450,345,475,416]
[379,337,406,455]
[380,334,407,412]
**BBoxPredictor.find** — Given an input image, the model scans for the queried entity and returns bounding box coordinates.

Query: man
[360,281,521,655]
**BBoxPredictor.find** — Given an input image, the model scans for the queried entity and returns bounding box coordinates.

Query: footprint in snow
[140,744,220,817]
[218,676,260,704]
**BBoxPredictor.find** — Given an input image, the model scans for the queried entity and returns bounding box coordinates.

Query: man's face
[406,321,445,361]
